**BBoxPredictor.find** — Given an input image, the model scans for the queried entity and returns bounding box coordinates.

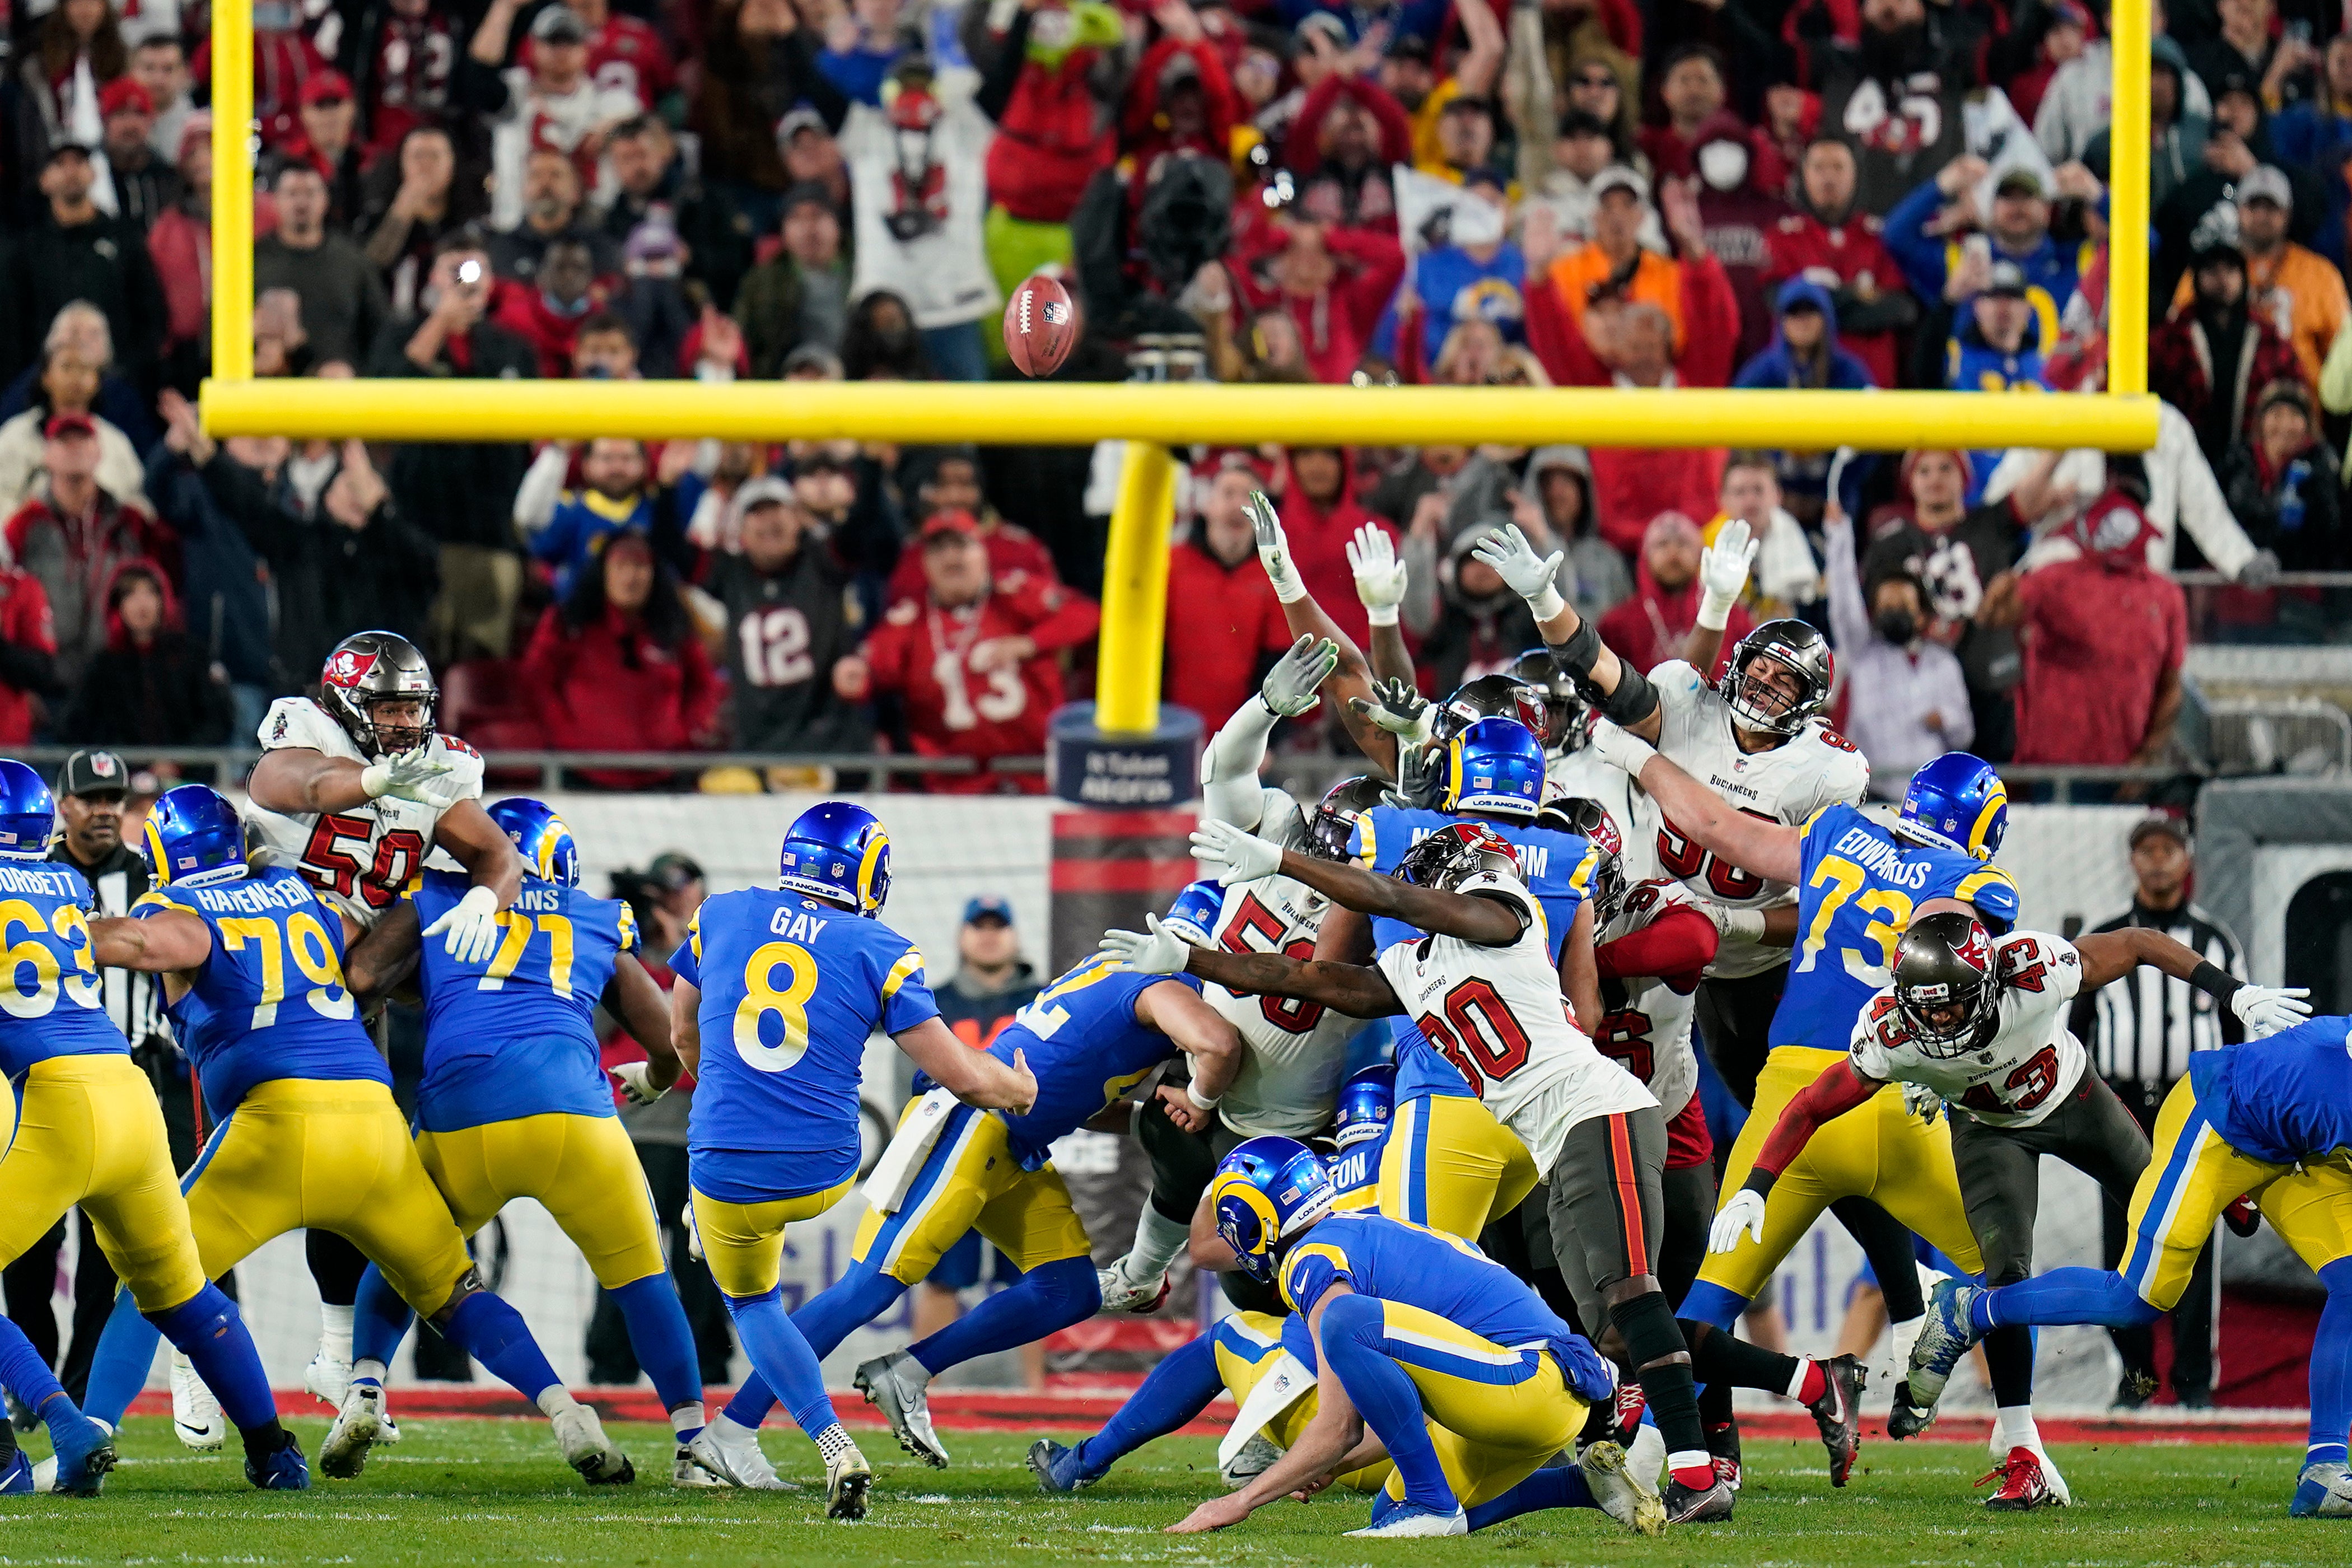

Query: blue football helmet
[487,798,580,887]
[1160,880,1225,947]
[143,785,249,889]
[1332,1063,1395,1149]
[1211,1135,1338,1282]
[0,759,54,860]
[1440,715,1544,819]
[778,801,892,914]
[1896,753,2009,862]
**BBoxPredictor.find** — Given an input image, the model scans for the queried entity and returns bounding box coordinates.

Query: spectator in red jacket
[1570,302,1728,551]
[1285,73,1414,230]
[1122,18,1240,174]
[856,510,1102,794]
[519,528,721,788]
[1245,220,1406,384]
[2014,490,2188,768]
[969,0,1122,231]
[1637,44,1733,182]
[2150,225,2307,466]
[1165,457,1293,730]
[4,415,174,692]
[1272,444,1399,652]
[148,115,211,391]
[1762,134,1916,389]
[884,445,1059,604]
[0,562,58,746]
[1597,509,1752,673]
[1525,169,1740,389]
[491,236,609,380]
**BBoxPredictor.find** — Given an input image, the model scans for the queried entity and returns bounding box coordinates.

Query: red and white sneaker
[1095,1259,1173,1315]
[1976,1447,2062,1511]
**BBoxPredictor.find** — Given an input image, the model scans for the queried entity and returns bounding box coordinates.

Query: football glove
[1099,914,1191,976]
[1260,634,1337,718]
[1347,674,1433,745]
[422,885,503,965]
[1697,516,1758,632]
[1709,1188,1768,1254]
[1248,491,1306,604]
[360,748,457,808]
[1471,525,1565,621]
[1588,718,1658,777]
[610,1061,666,1105]
[1902,1080,1944,1126]
[1191,818,1284,886]
[1347,524,1408,627]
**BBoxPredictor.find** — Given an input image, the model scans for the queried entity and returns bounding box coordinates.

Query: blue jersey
[137,867,385,1123]
[1771,804,2020,1050]
[1327,1130,1388,1211]
[2188,1016,2352,1166]
[673,888,938,1203]
[983,957,1198,1169]
[0,860,129,1075]
[1349,805,1598,1103]
[411,869,638,1133]
[1277,1211,1613,1400]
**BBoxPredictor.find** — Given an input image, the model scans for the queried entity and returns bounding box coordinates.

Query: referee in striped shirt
[2068,813,2246,1410]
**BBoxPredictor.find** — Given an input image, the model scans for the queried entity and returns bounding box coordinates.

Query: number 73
[1795,855,1912,985]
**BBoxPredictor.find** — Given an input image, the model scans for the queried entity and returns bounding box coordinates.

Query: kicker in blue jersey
[1346,804,1598,1102]
[135,866,385,1122]
[980,956,1200,1170]
[673,886,939,1202]
[2187,1014,2352,1165]
[0,860,128,1073]
[1771,802,2020,1051]
[410,868,640,1132]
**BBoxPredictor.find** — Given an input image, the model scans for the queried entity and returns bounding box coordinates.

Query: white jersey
[1649,660,1871,979]
[1594,879,1709,1119]
[242,698,486,931]
[1202,870,1357,1138]
[1546,747,1661,883]
[1849,930,2088,1129]
[1375,873,1655,1170]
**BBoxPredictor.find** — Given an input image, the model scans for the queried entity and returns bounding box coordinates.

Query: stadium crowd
[0,0,2342,787]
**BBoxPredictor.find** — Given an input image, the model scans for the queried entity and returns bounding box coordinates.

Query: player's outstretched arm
[895,1016,1039,1113]
[1135,980,1245,1105]
[1202,636,1338,830]
[1588,721,1804,885]
[605,952,684,1098]
[1189,818,1525,945]
[249,745,459,815]
[1712,1058,1882,1252]
[1682,516,1758,676]
[1101,916,1405,1019]
[1473,524,1663,743]
[1168,1284,1366,1533]
[343,899,422,1004]
[88,909,212,973]
[1249,492,1400,775]
[2075,928,2312,1035]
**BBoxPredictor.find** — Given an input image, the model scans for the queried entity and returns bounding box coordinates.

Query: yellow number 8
[734,941,819,1072]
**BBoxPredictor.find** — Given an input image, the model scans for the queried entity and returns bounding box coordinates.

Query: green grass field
[1,1417,2337,1567]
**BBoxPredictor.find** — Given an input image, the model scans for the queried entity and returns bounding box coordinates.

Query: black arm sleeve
[973,5,1033,124]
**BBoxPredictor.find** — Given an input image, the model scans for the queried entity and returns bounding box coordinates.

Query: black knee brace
[1609,1287,1690,1371]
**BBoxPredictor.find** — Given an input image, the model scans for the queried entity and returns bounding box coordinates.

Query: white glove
[1470,525,1565,622]
[1249,491,1306,604]
[1191,817,1284,886]
[360,748,457,807]
[1708,1188,1768,1254]
[683,1197,704,1262]
[1697,517,1758,632]
[610,1060,668,1105]
[1902,1080,1943,1126]
[1099,913,1192,976]
[1586,718,1658,777]
[1348,523,1408,628]
[2232,983,2312,1038]
[422,884,503,965]
[1259,634,1338,718]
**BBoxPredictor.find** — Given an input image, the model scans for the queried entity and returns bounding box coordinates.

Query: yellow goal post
[199,0,2156,735]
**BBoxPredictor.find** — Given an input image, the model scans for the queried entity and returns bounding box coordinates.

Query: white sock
[351,1357,388,1388]
[536,1387,580,1419]
[671,1402,707,1440]
[318,1304,355,1363]
[816,1422,857,1464]
[1993,1403,2041,1455]
[1889,1313,1926,1372]
[1124,1207,1191,1280]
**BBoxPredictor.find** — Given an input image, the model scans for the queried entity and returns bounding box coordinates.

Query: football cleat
[0,1448,30,1495]
[696,1414,797,1490]
[1578,1441,1665,1537]
[171,1350,226,1452]
[1219,1433,1281,1491]
[1346,1502,1468,1537]
[1711,1454,1743,1492]
[1663,1476,1735,1524]
[304,1347,352,1410]
[855,1351,948,1468]
[1905,1278,1985,1414]
[244,1428,311,1491]
[1602,1380,1647,1448]
[320,1382,388,1479]
[1887,1378,1938,1440]
[1704,1418,1742,1491]
[49,1414,115,1496]
[1807,1355,1867,1487]
[551,1403,635,1485]
[2292,1459,2352,1518]
[673,1437,734,1488]
[1028,1438,1102,1494]
[1095,1259,1173,1315]
[825,1443,874,1520]
[1976,1446,2062,1510]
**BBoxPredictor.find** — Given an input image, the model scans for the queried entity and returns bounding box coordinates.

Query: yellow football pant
[692,1178,857,1300]
[417,1111,668,1290]
[850,1104,1092,1285]
[1376,1094,1539,1242]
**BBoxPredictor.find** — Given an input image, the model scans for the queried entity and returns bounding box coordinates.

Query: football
[1003,273,1079,377]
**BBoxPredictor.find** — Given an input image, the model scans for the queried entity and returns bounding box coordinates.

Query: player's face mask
[369,698,432,755]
